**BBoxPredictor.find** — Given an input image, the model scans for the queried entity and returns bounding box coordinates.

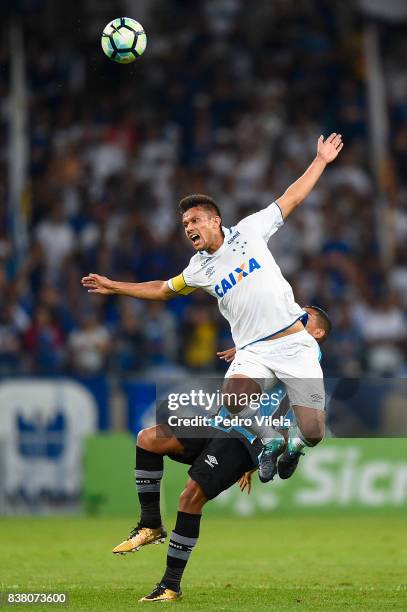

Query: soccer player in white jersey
[82,132,343,482]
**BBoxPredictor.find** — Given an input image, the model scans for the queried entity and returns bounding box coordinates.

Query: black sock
[135,446,163,529]
[161,511,201,592]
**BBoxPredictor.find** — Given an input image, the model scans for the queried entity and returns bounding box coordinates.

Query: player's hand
[239,471,254,495]
[317,133,344,163]
[81,273,115,295]
[217,347,236,363]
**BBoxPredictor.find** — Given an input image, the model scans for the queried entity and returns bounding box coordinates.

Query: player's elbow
[157,292,170,302]
[157,282,173,301]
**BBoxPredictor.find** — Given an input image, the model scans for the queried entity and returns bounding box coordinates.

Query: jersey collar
[199,227,231,258]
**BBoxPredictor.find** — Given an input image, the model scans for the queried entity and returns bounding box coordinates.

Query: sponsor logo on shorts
[204,454,218,468]
[311,393,323,403]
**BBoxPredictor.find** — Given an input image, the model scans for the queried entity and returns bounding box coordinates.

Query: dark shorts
[167,424,213,465]
[167,424,259,500]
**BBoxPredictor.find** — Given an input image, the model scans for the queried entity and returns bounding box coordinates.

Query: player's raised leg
[223,373,286,483]
[113,424,182,554]
[275,305,330,479]
[256,325,325,482]
[278,404,325,479]
[275,346,326,480]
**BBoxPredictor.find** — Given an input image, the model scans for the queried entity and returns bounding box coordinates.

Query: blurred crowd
[0,0,406,378]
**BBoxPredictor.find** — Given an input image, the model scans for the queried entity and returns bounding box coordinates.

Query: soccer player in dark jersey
[112,306,331,602]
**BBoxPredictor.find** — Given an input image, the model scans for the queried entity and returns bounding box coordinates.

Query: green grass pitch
[1,514,406,610]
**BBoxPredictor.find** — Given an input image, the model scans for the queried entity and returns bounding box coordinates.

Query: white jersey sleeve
[167,258,198,296]
[236,201,284,242]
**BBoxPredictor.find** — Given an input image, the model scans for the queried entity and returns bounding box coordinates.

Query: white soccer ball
[101,17,147,64]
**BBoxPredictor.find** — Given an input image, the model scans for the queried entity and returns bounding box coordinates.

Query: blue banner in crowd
[73,376,110,430]
[122,381,156,434]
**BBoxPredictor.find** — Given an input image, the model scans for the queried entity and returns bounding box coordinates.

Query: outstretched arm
[276,133,343,219]
[81,273,174,301]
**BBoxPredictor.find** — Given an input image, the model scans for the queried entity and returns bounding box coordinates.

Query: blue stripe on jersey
[239,312,309,350]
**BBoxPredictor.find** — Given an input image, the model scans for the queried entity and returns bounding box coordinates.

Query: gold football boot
[112,523,167,554]
[139,584,182,602]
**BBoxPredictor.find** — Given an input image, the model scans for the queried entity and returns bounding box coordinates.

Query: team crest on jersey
[214,257,261,298]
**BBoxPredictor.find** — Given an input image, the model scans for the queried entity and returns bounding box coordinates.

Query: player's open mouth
[190,234,201,245]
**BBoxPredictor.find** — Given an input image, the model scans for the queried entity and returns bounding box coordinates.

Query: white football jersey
[168,202,305,348]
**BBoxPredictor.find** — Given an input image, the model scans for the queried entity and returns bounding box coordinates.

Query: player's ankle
[160,568,183,593]
[262,436,285,454]
[161,580,181,593]
[139,519,162,529]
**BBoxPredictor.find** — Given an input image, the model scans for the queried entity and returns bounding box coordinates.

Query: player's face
[304,307,326,344]
[182,207,222,252]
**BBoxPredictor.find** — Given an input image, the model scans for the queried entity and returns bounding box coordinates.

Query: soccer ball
[101,17,147,64]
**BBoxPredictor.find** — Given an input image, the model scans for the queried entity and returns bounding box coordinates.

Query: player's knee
[306,434,323,447]
[223,378,260,414]
[301,421,325,446]
[179,480,207,512]
[221,385,237,413]
[137,428,150,448]
[137,427,159,451]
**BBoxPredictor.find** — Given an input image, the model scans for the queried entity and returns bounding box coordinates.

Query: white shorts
[225,330,325,410]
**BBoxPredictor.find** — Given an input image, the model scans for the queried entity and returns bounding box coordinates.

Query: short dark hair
[305,305,332,339]
[178,194,222,219]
